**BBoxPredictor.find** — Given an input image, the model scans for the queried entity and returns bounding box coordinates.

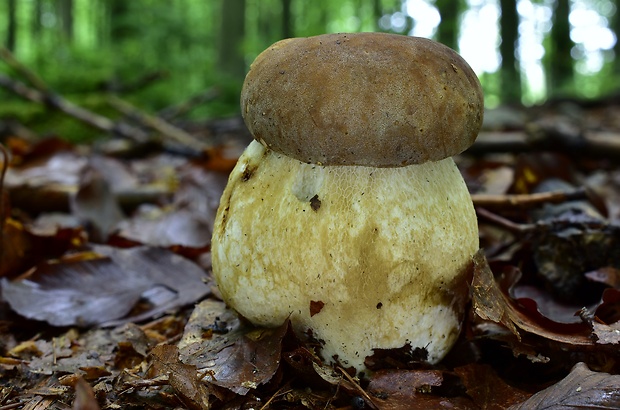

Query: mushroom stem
[212,141,478,371]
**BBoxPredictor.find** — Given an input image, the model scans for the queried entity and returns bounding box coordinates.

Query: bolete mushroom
[212,32,483,373]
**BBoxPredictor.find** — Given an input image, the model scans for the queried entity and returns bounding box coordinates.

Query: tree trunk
[282,0,293,38]
[32,0,42,40]
[218,0,246,79]
[109,0,134,41]
[435,0,461,51]
[612,0,620,75]
[546,0,574,95]
[56,0,74,41]
[499,0,521,103]
[373,0,382,30]
[7,0,17,51]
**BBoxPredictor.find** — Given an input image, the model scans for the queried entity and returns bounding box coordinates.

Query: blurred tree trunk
[109,0,133,41]
[612,0,620,75]
[373,0,382,30]
[435,0,461,51]
[32,0,42,40]
[282,0,293,38]
[499,0,521,103]
[545,0,574,95]
[219,0,246,79]
[56,0,74,41]
[7,0,17,51]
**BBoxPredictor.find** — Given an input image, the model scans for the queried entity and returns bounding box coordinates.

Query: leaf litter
[2,102,620,408]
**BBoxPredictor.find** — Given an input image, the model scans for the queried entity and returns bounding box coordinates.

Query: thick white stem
[212,141,478,372]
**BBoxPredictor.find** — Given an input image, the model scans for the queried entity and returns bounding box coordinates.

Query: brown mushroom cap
[241,32,484,167]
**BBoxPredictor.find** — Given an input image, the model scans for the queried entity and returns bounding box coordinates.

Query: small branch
[0,402,23,410]
[0,46,49,92]
[158,87,220,121]
[475,207,535,234]
[0,74,150,143]
[337,367,380,410]
[0,119,38,141]
[468,129,620,161]
[471,188,588,210]
[107,95,208,152]
[102,70,169,94]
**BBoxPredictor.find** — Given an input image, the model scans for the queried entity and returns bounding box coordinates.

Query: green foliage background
[1,0,619,140]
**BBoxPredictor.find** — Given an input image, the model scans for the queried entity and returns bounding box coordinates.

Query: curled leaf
[509,362,620,409]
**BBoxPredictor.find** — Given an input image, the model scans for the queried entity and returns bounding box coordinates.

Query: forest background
[1,0,620,141]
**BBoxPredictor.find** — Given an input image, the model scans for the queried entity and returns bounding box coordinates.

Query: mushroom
[212,32,483,373]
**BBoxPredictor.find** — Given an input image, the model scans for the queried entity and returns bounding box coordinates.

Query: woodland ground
[1,96,620,409]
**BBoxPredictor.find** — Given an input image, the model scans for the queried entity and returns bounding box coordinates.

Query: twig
[468,129,620,160]
[0,144,9,235]
[476,207,535,234]
[0,119,38,141]
[122,375,169,389]
[107,95,208,152]
[158,87,220,121]
[471,188,587,209]
[0,46,49,92]
[259,385,292,410]
[102,70,169,93]
[0,402,23,410]
[0,74,150,143]
[336,367,379,410]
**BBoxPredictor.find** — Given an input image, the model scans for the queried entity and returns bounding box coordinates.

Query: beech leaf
[1,245,209,327]
[508,362,620,409]
[472,251,594,346]
[179,299,288,395]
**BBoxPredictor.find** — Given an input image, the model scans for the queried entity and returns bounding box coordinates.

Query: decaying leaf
[455,363,531,409]
[508,362,620,409]
[71,158,125,242]
[72,377,101,410]
[2,245,209,327]
[148,345,212,410]
[115,207,212,248]
[367,369,476,410]
[472,250,594,346]
[592,321,620,345]
[179,299,289,395]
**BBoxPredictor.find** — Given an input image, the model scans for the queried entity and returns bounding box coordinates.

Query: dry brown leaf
[149,345,212,410]
[367,369,476,410]
[2,245,209,327]
[472,250,594,346]
[455,363,531,410]
[179,300,289,395]
[508,362,620,409]
[72,377,101,410]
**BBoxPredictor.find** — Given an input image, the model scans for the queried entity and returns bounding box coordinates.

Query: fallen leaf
[585,266,620,288]
[472,251,594,346]
[71,159,124,242]
[508,362,620,409]
[115,207,211,248]
[148,345,212,410]
[72,377,101,410]
[455,363,531,409]
[2,245,209,327]
[594,288,620,325]
[592,321,620,345]
[179,299,289,395]
[367,369,476,410]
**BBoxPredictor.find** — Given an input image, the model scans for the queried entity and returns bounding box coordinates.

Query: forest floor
[2,96,620,409]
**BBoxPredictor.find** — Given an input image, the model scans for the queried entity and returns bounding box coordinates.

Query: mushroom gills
[212,140,478,371]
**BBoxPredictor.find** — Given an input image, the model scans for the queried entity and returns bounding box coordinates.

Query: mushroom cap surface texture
[241,32,484,167]
[212,141,478,372]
